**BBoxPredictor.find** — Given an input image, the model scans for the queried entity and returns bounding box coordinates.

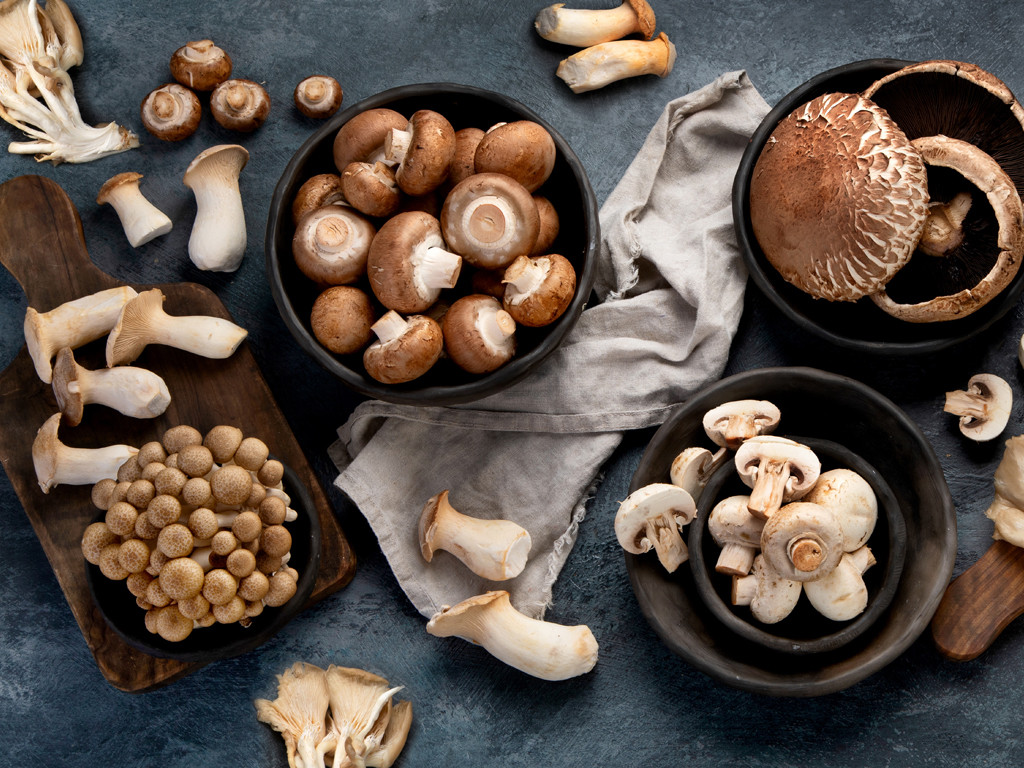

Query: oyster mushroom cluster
[291,105,579,385]
[751,60,1024,323]
[79,424,302,643]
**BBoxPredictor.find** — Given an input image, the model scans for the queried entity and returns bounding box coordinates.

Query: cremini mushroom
[33,413,137,494]
[363,311,443,384]
[140,84,201,142]
[292,205,376,285]
[170,39,232,91]
[310,286,377,356]
[183,144,250,272]
[804,546,876,621]
[291,173,348,225]
[531,195,560,255]
[367,211,463,313]
[534,0,656,47]
[210,79,271,132]
[97,172,173,249]
[502,253,576,327]
[943,373,1013,442]
[447,127,485,189]
[254,662,331,768]
[556,32,676,93]
[106,288,248,366]
[731,554,802,624]
[760,501,845,582]
[384,110,456,196]
[440,173,540,269]
[334,108,408,171]
[474,121,557,193]
[341,161,401,218]
[442,294,517,374]
[803,469,878,552]
[426,590,598,680]
[470,269,507,298]
[52,347,170,426]
[614,483,696,573]
[419,490,531,580]
[294,75,342,118]
[735,436,821,520]
[25,286,138,383]
[709,495,764,576]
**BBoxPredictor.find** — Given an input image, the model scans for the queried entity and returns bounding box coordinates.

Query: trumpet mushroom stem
[535,1,653,47]
[556,32,676,94]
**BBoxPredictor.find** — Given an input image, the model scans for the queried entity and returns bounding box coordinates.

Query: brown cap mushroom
[531,195,560,255]
[163,425,203,454]
[944,373,1013,442]
[82,522,117,564]
[291,174,348,225]
[294,75,342,119]
[384,110,456,196]
[750,92,930,301]
[140,84,201,142]
[210,79,271,131]
[735,436,821,520]
[442,295,516,374]
[367,211,463,314]
[448,127,485,189]
[159,557,205,601]
[474,121,557,193]
[292,205,376,285]
[210,465,254,505]
[363,311,443,384]
[333,108,408,172]
[234,438,269,471]
[147,494,183,529]
[264,572,298,607]
[52,347,171,426]
[310,286,376,355]
[441,173,540,270]
[341,161,401,218]
[501,253,576,327]
[177,444,214,479]
[471,269,507,298]
[170,39,232,91]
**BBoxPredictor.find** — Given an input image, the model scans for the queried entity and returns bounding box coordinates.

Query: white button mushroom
[943,373,1012,442]
[759,501,845,583]
[442,294,517,374]
[183,144,250,272]
[669,446,715,500]
[731,554,802,624]
[804,546,876,621]
[96,172,173,248]
[535,0,657,48]
[52,347,171,426]
[419,490,532,581]
[708,494,764,576]
[735,436,821,520]
[556,32,676,93]
[802,468,878,552]
[425,590,598,681]
[614,483,696,573]
[502,253,576,327]
[32,413,138,494]
[363,311,444,384]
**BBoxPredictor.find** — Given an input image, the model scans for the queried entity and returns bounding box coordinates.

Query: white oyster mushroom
[731,554,802,624]
[32,413,138,493]
[708,494,763,576]
[614,483,696,573]
[803,468,878,552]
[735,436,821,520]
[943,373,1012,442]
[804,546,876,621]
[183,144,249,272]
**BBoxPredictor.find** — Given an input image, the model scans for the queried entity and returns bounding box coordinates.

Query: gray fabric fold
[330,71,771,620]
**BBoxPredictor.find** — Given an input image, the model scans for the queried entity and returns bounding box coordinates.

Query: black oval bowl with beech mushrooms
[733,58,1024,355]
[266,83,599,406]
[83,444,320,663]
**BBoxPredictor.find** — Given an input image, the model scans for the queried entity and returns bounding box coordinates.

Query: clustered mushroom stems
[0,0,139,163]
[556,32,676,94]
[535,0,656,47]
[97,173,173,248]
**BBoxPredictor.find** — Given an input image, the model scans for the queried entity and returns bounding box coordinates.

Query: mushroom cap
[82,522,117,564]
[760,501,845,582]
[188,507,219,540]
[341,161,401,218]
[264,571,298,607]
[125,479,155,509]
[116,454,142,484]
[291,173,347,226]
[750,92,930,301]
[292,205,376,285]
[177,444,214,478]
[419,490,450,560]
[367,211,461,313]
[333,108,408,172]
[441,173,541,269]
[294,75,343,119]
[105,501,138,536]
[803,468,878,551]
[442,294,517,374]
[204,425,243,464]
[363,313,444,384]
[91,479,118,511]
[944,372,1013,441]
[448,127,485,188]
[170,39,232,91]
[96,172,144,205]
[226,547,257,578]
[627,0,657,39]
[530,195,560,255]
[702,399,781,450]
[137,442,167,468]
[238,570,270,601]
[234,437,269,471]
[163,424,203,454]
[708,495,763,547]
[51,347,84,426]
[668,446,713,499]
[210,465,254,505]
[232,510,263,543]
[183,144,249,189]
[140,84,201,141]
[311,286,376,355]
[147,494,182,529]
[159,557,205,601]
[156,605,194,642]
[180,477,213,508]
[390,110,456,196]
[177,592,211,620]
[213,594,247,623]
[803,554,869,621]
[735,436,822,501]
[157,523,194,558]
[471,268,507,298]
[474,121,557,193]
[211,530,239,556]
[871,136,1024,322]
[260,496,288,526]
[134,511,161,540]
[260,524,292,557]
[202,568,238,605]
[98,543,130,580]
[210,79,271,132]
[502,253,576,327]
[154,466,188,498]
[140,461,166,483]
[257,460,284,488]
[614,482,696,554]
[736,553,803,624]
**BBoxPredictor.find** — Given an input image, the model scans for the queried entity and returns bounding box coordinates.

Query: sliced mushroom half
[614,483,696,573]
[703,399,782,450]
[943,373,1012,442]
[735,436,820,520]
[760,501,844,583]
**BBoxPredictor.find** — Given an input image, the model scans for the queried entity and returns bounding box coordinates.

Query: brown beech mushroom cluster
[81,424,302,641]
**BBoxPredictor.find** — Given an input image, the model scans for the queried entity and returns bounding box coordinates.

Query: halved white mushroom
[731,554,802,624]
[669,446,714,500]
[735,436,821,520]
[802,468,878,552]
[614,483,696,573]
[804,546,876,621]
[418,490,531,581]
[708,495,763,576]
[52,347,170,426]
[943,373,1012,442]
[760,501,844,582]
[32,413,138,494]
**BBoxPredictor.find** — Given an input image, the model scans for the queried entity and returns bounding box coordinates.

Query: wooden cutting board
[0,175,356,692]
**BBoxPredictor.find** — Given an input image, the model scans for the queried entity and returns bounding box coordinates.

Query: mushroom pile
[292,106,580,385]
[751,60,1024,323]
[80,424,302,643]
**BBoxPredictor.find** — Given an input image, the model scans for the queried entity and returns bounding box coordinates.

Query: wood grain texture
[931,540,1024,662]
[0,175,355,692]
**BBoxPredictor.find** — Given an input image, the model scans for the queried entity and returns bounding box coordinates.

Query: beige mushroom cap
[204,425,244,464]
[760,501,845,582]
[264,571,298,607]
[310,286,376,355]
[750,92,929,302]
[157,605,194,642]
[210,79,271,132]
[387,110,456,196]
[502,253,576,327]
[293,205,376,286]
[147,494,182,529]
[234,438,269,471]
[261,525,292,557]
[203,568,238,605]
[474,121,557,193]
[140,84,201,141]
[210,465,254,505]
[291,173,348,225]
[238,570,270,602]
[82,522,117,564]
[702,399,781,450]
[294,75,343,119]
[442,295,517,374]
[441,173,540,269]
[159,557,205,601]
[213,594,247,623]
[163,425,203,454]
[363,312,444,384]
[177,444,214,479]
[157,523,194,558]
[333,108,408,172]
[170,39,233,91]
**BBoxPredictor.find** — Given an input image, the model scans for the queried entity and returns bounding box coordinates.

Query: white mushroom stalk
[556,32,676,93]
[426,590,599,681]
[32,412,137,493]
[0,0,138,163]
[535,0,656,48]
[412,243,462,298]
[503,255,550,306]
[708,495,763,576]
[943,373,1012,442]
[97,173,172,248]
[735,436,820,520]
[477,303,516,352]
[370,310,411,345]
[418,490,532,581]
[183,144,249,272]
[614,483,696,572]
[52,346,170,425]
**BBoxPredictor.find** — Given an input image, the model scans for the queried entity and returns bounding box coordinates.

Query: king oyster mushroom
[52,347,170,426]
[442,294,517,374]
[183,144,249,272]
[760,501,845,582]
[735,436,821,520]
[556,32,676,93]
[384,109,456,196]
[169,39,232,91]
[292,205,376,285]
[33,413,138,493]
[474,121,557,193]
[363,311,443,384]
[535,0,657,47]
[210,79,271,132]
[502,253,576,327]
[333,108,408,172]
[731,553,802,624]
[140,83,201,141]
[96,173,172,248]
[708,494,764,576]
[614,483,696,573]
[943,373,1012,442]
[293,75,342,119]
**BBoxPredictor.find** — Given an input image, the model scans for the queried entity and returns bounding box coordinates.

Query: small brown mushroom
[384,110,456,196]
[163,425,203,454]
[291,174,348,225]
[448,127,485,188]
[210,465,254,505]
[234,438,269,471]
[341,162,401,218]
[294,75,343,118]
[140,84,201,141]
[531,196,560,255]
[264,571,298,607]
[147,494,183,529]
[210,79,271,132]
[474,121,557,193]
[170,40,232,91]
[292,205,376,285]
[441,173,540,269]
[363,311,444,384]
[443,294,517,374]
[310,286,377,355]
[158,557,205,601]
[82,522,117,564]
[502,253,576,327]
[333,108,408,172]
[204,425,243,464]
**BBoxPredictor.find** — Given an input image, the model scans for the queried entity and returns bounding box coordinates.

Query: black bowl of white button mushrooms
[620,367,956,697]
[266,83,599,406]
[733,58,1024,355]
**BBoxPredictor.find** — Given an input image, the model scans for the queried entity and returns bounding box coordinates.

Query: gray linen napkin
[329,71,771,620]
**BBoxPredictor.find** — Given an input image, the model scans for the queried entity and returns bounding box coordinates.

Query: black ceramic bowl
[624,367,956,696]
[733,59,1024,355]
[689,436,906,655]
[85,460,321,662]
[266,83,599,406]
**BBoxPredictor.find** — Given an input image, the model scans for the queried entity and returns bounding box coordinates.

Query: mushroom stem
[417,247,463,291]
[503,255,549,304]
[919,191,972,257]
[99,177,173,247]
[944,388,993,422]
[384,126,413,165]
[370,311,410,345]
[787,536,825,572]
[480,307,516,343]
[746,460,791,520]
[535,1,653,47]
[183,145,249,272]
[642,513,689,571]
[32,413,138,493]
[556,32,676,94]
[54,347,171,422]
[717,543,756,576]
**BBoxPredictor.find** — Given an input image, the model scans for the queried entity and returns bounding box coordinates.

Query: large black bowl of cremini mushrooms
[734,59,1024,354]
[266,83,599,406]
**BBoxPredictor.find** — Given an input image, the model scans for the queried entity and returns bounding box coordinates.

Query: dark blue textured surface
[2,1,1024,765]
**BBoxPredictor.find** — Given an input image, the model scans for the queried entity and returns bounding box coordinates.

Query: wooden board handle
[931,540,1024,661]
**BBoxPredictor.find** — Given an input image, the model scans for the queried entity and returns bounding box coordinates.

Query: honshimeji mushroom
[441,173,540,269]
[502,253,576,327]
[804,546,876,621]
[419,490,532,581]
[535,0,656,47]
[170,39,232,91]
[32,413,138,493]
[384,109,455,196]
[735,436,820,520]
[25,286,138,383]
[317,666,409,768]
[731,554,802,624]
[294,75,342,119]
[0,0,138,163]
[140,83,201,141]
[474,121,557,193]
[426,590,599,680]
[293,205,376,285]
[442,294,517,374]
[555,32,676,94]
[614,483,696,572]
[709,494,763,576]
[183,144,250,272]
[760,501,845,583]
[52,346,171,426]
[803,468,878,551]
[254,661,331,768]
[943,373,1012,442]
[362,310,443,384]
[96,173,173,248]
[210,79,271,132]
[292,173,348,225]
[105,288,248,366]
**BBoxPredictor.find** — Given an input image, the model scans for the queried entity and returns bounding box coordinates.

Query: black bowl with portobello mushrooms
[733,59,1024,355]
[266,83,599,405]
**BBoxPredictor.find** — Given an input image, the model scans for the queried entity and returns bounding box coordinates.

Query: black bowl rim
[732,58,1024,355]
[84,459,321,663]
[265,82,601,406]
[624,366,957,696]
[688,435,907,655]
